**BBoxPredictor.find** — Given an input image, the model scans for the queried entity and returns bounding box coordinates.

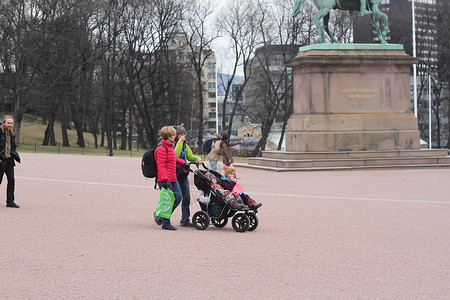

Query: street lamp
[428,74,432,149]
[105,50,113,157]
[412,0,418,117]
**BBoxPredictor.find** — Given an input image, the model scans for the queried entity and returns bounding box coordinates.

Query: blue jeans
[209,160,218,171]
[178,176,191,224]
[157,180,182,226]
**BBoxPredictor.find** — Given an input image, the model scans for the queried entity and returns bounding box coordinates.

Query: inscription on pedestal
[340,88,379,99]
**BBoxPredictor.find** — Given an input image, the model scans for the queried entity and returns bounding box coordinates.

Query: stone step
[261,149,449,160]
[243,149,450,172]
[248,156,450,168]
[237,162,450,172]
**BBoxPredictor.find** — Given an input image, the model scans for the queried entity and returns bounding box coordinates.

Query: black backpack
[202,138,214,153]
[141,144,167,178]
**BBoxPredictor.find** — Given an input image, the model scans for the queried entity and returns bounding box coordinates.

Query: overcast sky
[208,0,242,75]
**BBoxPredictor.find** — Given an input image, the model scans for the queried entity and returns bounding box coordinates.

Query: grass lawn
[15,114,249,162]
[17,114,144,158]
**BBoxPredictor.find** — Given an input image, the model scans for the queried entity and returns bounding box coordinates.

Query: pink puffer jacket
[155,139,185,182]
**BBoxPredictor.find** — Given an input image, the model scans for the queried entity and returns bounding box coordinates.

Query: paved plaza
[1,152,450,299]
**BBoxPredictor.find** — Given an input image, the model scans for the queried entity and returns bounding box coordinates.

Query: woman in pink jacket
[153,126,187,230]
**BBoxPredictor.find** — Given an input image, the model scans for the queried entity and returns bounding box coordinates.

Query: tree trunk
[71,104,85,148]
[278,121,287,151]
[447,100,450,148]
[435,101,441,147]
[42,111,57,146]
[61,122,70,147]
[120,106,127,150]
[13,93,23,145]
[75,123,85,148]
[100,119,105,148]
[252,119,274,156]
[128,110,133,151]
[92,131,98,149]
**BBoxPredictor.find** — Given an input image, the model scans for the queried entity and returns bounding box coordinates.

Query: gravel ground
[1,152,450,299]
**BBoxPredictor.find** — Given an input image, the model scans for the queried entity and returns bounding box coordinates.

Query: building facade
[215,73,246,134]
[168,29,217,131]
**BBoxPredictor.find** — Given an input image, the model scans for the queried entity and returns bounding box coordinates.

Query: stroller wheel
[232,213,250,233]
[192,211,210,230]
[247,213,259,231]
[211,217,228,228]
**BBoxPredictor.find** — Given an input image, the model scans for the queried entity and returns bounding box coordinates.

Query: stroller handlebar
[187,161,206,173]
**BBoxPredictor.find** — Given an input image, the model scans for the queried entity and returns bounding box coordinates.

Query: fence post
[34,142,37,153]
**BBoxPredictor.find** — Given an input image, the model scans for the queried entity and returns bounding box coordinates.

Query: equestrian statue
[292,0,388,44]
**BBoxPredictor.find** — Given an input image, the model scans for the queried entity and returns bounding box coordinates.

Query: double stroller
[191,163,259,232]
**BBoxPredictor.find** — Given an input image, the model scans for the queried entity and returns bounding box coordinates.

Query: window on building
[208,92,216,98]
[208,102,216,108]
[208,72,215,78]
[208,122,216,129]
[207,62,216,68]
[209,112,216,118]
[208,82,216,88]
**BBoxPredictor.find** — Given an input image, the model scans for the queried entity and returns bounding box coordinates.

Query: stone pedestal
[285,44,420,152]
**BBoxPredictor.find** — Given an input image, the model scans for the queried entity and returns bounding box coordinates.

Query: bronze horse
[293,0,388,44]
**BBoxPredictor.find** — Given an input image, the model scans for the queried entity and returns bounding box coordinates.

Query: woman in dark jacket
[220,133,243,166]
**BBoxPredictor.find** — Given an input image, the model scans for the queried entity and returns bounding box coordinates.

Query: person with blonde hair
[153,126,189,230]
[206,132,222,171]
[0,115,21,208]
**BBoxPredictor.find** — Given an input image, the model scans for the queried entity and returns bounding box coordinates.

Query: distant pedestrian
[206,133,222,171]
[0,115,21,208]
[220,132,243,167]
[174,124,201,227]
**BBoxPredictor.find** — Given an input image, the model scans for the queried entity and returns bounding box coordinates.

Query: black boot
[6,201,20,208]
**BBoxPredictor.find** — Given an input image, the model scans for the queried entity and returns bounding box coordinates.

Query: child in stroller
[221,166,262,209]
[192,164,258,232]
[203,171,249,211]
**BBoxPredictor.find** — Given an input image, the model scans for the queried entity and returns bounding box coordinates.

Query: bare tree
[129,0,187,148]
[216,0,265,137]
[435,0,450,148]
[0,0,40,143]
[245,0,312,155]
[329,10,353,43]
[33,0,98,147]
[180,0,218,152]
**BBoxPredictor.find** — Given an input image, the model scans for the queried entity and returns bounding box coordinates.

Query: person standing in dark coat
[220,133,243,167]
[0,115,21,208]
